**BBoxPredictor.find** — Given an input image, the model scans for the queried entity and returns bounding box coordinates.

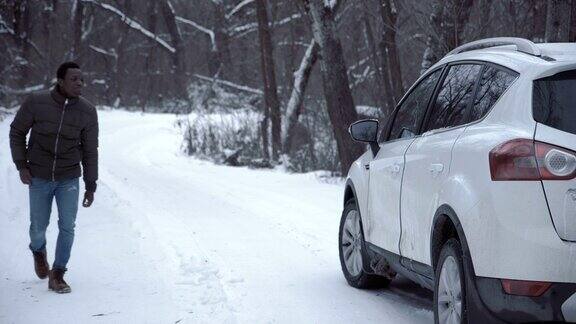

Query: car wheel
[338,199,390,288]
[434,238,467,324]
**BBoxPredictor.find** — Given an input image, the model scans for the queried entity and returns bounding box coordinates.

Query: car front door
[399,63,483,266]
[364,68,443,254]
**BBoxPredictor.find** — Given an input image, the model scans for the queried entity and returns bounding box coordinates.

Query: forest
[1,0,575,174]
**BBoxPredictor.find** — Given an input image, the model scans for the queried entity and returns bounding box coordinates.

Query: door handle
[428,163,444,176]
[386,163,401,174]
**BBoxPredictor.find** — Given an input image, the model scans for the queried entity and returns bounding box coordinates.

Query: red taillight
[489,139,576,181]
[501,279,552,297]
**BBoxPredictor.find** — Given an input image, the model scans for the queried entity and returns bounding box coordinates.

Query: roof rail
[447,37,541,57]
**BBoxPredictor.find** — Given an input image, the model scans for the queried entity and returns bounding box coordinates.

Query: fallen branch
[193,74,262,95]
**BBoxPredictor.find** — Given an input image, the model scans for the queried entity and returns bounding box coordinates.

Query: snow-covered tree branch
[176,16,216,51]
[80,0,176,53]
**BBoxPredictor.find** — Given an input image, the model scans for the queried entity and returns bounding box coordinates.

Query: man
[9,62,98,294]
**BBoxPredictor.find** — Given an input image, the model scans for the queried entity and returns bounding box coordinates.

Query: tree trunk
[41,0,58,87]
[303,0,363,175]
[362,14,392,114]
[545,0,571,42]
[160,0,187,99]
[420,0,445,74]
[571,1,576,42]
[71,0,84,61]
[256,0,281,161]
[12,0,31,88]
[282,40,319,154]
[144,0,158,110]
[420,0,474,74]
[211,1,232,79]
[261,102,270,160]
[379,0,403,108]
[531,1,547,42]
[508,0,518,36]
[448,0,474,50]
[112,0,132,106]
[476,0,492,39]
[569,1,576,42]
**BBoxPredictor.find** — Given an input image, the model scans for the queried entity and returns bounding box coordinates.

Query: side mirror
[349,119,380,156]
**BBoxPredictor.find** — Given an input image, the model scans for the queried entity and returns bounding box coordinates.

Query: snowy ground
[0,110,432,323]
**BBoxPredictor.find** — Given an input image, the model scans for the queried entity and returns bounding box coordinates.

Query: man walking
[9,62,99,294]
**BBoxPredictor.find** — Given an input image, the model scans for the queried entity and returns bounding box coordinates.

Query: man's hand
[82,191,94,207]
[19,168,32,185]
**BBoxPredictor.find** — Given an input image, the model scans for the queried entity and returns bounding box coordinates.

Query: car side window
[470,66,517,121]
[424,64,482,132]
[387,68,442,141]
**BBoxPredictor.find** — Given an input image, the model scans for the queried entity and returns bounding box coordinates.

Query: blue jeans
[29,177,79,271]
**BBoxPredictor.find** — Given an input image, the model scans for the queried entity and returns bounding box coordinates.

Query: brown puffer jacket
[9,87,99,192]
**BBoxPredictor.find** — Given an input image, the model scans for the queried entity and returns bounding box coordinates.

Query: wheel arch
[430,204,474,274]
[344,179,357,206]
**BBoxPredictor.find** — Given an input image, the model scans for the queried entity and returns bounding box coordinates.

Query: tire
[434,238,468,324]
[338,199,390,289]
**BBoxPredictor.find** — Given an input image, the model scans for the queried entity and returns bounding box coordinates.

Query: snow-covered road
[0,110,432,323]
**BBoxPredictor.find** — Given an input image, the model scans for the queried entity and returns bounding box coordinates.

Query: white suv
[339,38,576,323]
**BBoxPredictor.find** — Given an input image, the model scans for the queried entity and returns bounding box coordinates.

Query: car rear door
[400,63,483,266]
[365,68,443,254]
[533,69,576,241]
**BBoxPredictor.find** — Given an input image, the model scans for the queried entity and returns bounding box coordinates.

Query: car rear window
[533,69,576,135]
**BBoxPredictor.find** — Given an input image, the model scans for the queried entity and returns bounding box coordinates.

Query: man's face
[58,68,83,98]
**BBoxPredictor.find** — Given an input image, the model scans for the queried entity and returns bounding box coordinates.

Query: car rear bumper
[469,276,576,322]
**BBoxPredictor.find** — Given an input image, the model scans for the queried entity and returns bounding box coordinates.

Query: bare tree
[421,0,474,73]
[303,0,363,174]
[256,0,281,160]
[545,0,571,42]
[379,0,403,109]
[530,1,547,42]
[40,0,58,86]
[361,9,392,113]
[420,0,444,73]
[71,0,84,61]
[143,0,158,109]
[11,0,32,88]
[571,1,576,42]
[282,40,319,154]
[160,0,187,98]
[212,0,232,78]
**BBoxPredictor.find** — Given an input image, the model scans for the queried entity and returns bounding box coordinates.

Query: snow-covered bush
[179,81,267,167]
[187,82,260,114]
[180,110,264,167]
[284,101,340,173]
[180,83,341,173]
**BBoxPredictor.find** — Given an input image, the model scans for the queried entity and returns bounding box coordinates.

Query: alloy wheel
[341,209,363,277]
[437,255,462,324]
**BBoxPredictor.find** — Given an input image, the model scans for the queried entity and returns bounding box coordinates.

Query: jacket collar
[51,86,80,106]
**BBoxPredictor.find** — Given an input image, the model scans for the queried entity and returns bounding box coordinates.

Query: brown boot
[32,251,50,279]
[48,269,71,294]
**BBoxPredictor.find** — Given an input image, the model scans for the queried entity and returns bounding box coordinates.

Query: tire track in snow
[97,111,432,323]
[100,119,238,323]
